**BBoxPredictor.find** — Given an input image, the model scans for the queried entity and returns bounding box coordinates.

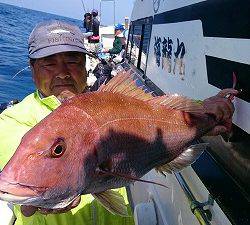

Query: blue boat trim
[153,0,250,39]
[206,56,250,103]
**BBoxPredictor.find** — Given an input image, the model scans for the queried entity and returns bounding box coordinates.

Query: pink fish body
[0,72,217,214]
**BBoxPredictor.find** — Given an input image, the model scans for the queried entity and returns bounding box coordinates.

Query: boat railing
[174,172,214,225]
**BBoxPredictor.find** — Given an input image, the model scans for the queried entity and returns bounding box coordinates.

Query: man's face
[115,29,122,36]
[86,16,91,21]
[31,52,87,97]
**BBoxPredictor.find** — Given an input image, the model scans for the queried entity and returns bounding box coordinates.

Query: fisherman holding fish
[0,20,237,225]
[0,20,134,225]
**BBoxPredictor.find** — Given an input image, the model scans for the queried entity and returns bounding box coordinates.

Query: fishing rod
[80,0,87,13]
[12,66,30,79]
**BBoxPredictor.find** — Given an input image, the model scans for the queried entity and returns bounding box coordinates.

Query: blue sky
[0,0,135,25]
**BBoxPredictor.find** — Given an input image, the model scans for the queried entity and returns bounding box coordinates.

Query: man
[87,9,100,44]
[91,9,100,39]
[83,12,92,32]
[0,20,134,225]
[0,20,237,225]
[103,24,127,63]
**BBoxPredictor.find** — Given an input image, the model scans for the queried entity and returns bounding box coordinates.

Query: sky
[0,0,135,25]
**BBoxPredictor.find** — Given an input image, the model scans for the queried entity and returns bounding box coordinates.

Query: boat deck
[85,26,115,87]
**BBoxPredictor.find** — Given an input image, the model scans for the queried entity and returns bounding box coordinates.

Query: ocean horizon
[0,2,84,103]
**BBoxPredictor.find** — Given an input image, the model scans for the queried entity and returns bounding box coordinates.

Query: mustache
[50,77,76,87]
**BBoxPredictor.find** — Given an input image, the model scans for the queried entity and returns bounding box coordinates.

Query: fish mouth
[0,176,77,208]
[0,190,32,204]
[0,177,46,205]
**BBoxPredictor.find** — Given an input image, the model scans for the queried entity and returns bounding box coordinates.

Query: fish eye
[51,138,66,158]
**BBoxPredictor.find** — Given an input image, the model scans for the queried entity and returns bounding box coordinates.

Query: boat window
[126,17,153,73]
[140,24,152,72]
[126,25,133,62]
[130,25,142,67]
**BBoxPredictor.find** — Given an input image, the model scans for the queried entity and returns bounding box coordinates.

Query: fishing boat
[121,1,250,225]
[1,0,250,225]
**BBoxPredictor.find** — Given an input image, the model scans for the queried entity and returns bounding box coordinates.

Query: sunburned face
[115,29,122,36]
[31,52,87,97]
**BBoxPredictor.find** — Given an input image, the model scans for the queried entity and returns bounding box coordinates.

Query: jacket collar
[35,90,61,110]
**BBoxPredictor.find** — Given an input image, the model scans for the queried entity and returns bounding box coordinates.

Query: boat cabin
[122,1,250,225]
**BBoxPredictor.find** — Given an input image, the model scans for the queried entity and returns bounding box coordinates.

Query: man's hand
[203,88,238,136]
[20,196,81,217]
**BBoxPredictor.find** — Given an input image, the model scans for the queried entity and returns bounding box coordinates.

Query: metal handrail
[174,172,214,225]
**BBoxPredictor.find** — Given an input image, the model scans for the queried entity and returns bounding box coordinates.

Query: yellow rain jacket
[0,91,135,225]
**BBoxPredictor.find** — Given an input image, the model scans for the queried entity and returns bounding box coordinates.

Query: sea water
[0,3,84,103]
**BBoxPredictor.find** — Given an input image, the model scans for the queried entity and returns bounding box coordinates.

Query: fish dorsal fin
[148,95,204,114]
[98,71,154,101]
[155,143,208,174]
[98,71,204,113]
[93,190,129,217]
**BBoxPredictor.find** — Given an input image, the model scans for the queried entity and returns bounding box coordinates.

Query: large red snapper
[0,72,218,215]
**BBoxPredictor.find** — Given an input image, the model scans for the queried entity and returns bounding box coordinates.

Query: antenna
[12,66,30,79]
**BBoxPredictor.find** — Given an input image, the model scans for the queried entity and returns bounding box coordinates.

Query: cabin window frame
[126,17,153,75]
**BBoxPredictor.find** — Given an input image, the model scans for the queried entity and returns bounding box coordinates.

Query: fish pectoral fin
[93,189,129,217]
[155,143,208,174]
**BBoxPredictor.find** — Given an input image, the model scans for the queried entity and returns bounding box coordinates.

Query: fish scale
[0,71,218,216]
